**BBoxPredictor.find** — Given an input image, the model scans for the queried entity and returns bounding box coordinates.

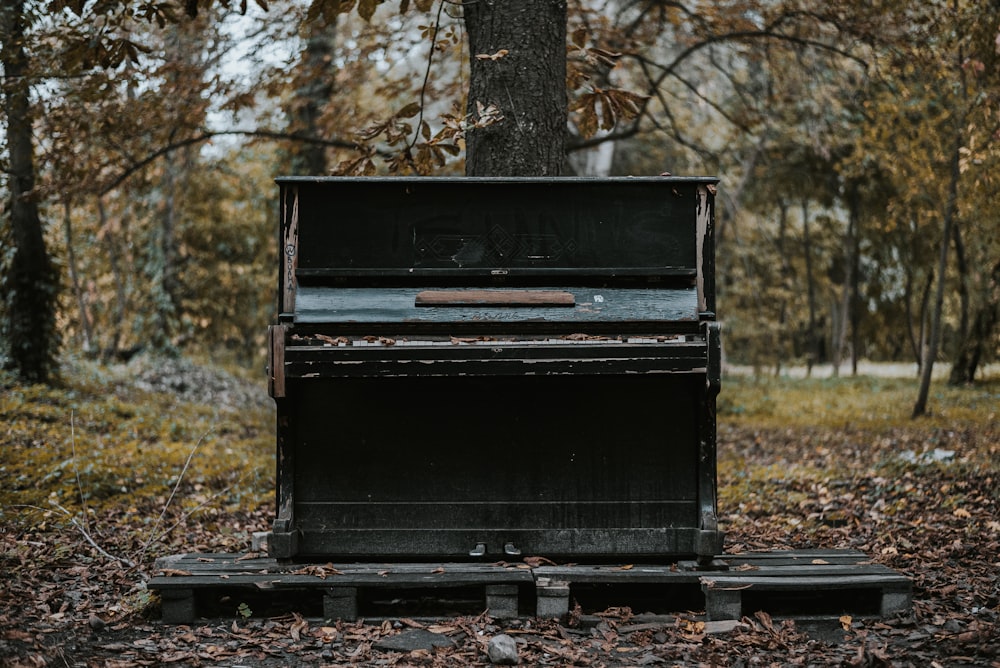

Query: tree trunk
[287,16,337,175]
[948,260,1000,385]
[848,191,861,376]
[775,200,791,377]
[801,199,819,376]
[151,149,182,353]
[948,220,969,363]
[463,0,567,176]
[0,2,60,383]
[97,198,129,356]
[913,136,960,417]
[63,200,94,354]
[917,270,933,371]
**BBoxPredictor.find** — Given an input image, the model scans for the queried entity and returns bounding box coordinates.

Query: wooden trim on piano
[415,289,575,307]
[268,325,286,398]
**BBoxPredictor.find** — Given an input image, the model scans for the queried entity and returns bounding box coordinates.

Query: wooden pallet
[149,550,911,624]
[701,550,912,620]
[151,554,534,624]
[532,550,911,621]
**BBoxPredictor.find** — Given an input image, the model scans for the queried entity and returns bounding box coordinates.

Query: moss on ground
[1,355,274,557]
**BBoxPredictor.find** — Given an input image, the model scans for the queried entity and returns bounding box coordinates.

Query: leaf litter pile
[2,359,998,666]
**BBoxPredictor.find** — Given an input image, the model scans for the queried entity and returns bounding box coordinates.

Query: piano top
[277,177,718,330]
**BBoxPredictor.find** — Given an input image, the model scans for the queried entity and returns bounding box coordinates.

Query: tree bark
[463,0,567,176]
[152,149,182,353]
[1,2,60,383]
[97,197,129,357]
[848,189,861,376]
[801,199,820,376]
[63,200,94,354]
[948,260,1000,385]
[287,16,336,175]
[948,220,969,369]
[913,136,960,417]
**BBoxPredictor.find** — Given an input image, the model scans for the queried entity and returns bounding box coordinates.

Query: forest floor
[1,355,998,667]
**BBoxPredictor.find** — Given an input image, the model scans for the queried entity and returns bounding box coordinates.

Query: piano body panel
[269,177,724,562]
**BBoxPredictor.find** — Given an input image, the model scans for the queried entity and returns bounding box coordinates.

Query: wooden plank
[283,178,714,276]
[149,557,534,623]
[268,325,285,398]
[280,187,299,316]
[415,290,575,307]
[703,574,911,591]
[294,286,699,325]
[722,564,898,577]
[533,565,700,585]
[725,549,868,560]
[151,558,535,590]
[150,549,911,623]
[702,571,912,621]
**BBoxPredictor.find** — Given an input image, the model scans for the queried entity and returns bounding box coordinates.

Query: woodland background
[0,0,997,406]
[2,3,999,664]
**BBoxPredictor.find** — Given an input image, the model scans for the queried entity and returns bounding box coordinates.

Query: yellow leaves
[306,0,402,22]
[522,556,557,567]
[395,102,422,119]
[572,87,649,138]
[293,563,344,579]
[400,0,434,13]
[358,0,382,22]
[475,49,509,62]
[306,0,357,24]
[568,27,621,68]
[472,100,504,128]
[288,613,308,641]
[333,153,377,177]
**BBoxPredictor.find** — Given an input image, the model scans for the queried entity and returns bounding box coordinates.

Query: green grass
[716,371,1000,549]
[718,372,1000,429]
[3,359,996,562]
[0,357,275,547]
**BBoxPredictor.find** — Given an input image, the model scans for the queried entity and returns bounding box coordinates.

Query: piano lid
[293,285,699,325]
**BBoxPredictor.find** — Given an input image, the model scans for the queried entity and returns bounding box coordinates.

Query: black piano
[267,177,724,564]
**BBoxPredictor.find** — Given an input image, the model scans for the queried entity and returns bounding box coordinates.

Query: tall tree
[286,14,337,175]
[463,0,567,176]
[0,2,59,382]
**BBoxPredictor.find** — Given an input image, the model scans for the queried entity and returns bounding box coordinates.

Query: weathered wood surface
[415,289,575,307]
[280,177,714,276]
[269,177,722,563]
[150,549,911,624]
[294,286,699,325]
[282,338,709,379]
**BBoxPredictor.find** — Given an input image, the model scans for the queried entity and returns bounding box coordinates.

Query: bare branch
[98,129,385,196]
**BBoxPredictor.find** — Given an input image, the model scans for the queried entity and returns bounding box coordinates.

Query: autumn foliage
[2,360,998,663]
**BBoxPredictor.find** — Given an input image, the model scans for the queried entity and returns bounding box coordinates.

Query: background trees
[1,0,997,400]
[1,3,59,382]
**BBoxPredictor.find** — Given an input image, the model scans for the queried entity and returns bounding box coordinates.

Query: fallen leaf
[523,556,557,567]
[475,49,509,61]
[158,568,192,577]
[293,563,343,579]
